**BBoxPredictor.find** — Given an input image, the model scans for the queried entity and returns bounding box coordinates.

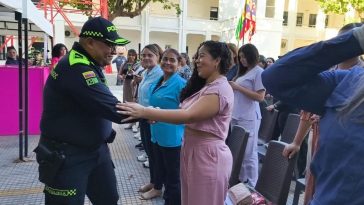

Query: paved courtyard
[0,74,303,205]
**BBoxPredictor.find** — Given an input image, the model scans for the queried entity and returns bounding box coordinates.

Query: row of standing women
[117,40,270,205]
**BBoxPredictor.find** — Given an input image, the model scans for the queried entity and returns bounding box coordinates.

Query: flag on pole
[235,0,257,42]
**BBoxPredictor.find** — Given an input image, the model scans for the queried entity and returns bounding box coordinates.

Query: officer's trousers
[43,143,118,205]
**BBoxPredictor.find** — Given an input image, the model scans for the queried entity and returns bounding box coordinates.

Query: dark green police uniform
[35,17,130,205]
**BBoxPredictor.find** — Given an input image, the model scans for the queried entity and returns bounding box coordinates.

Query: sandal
[138,183,154,193]
[139,188,162,200]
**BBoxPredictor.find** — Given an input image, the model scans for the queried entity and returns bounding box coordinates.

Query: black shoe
[135,142,143,148]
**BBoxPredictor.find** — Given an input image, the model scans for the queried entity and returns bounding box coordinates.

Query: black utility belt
[38,137,89,155]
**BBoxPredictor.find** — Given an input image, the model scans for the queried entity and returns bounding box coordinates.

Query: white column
[54,18,65,44]
[205,31,211,41]
[316,10,326,27]
[271,0,285,57]
[178,0,187,53]
[275,0,285,22]
[140,6,150,48]
[287,0,298,52]
[256,0,266,18]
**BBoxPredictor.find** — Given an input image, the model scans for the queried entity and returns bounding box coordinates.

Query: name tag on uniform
[86,77,99,86]
[82,71,96,79]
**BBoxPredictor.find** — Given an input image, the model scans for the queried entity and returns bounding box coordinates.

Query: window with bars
[265,0,275,18]
[283,11,288,26]
[210,7,218,20]
[296,13,303,27]
[309,14,317,27]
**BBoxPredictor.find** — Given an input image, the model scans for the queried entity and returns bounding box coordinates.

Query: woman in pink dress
[50,43,68,69]
[117,41,234,205]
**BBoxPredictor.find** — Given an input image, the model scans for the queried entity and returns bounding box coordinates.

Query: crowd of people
[3,43,68,67]
[32,15,364,205]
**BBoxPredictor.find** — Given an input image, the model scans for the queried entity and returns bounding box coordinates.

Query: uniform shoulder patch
[69,50,90,66]
[82,71,96,79]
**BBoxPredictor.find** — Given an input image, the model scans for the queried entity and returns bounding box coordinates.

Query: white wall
[150,0,179,16]
[187,34,205,56]
[187,0,219,19]
[150,32,179,50]
[219,0,241,21]
[117,30,141,52]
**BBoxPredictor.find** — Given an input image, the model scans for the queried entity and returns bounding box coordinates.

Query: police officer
[35,17,131,205]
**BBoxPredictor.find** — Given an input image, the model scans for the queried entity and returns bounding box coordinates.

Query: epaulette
[69,50,91,66]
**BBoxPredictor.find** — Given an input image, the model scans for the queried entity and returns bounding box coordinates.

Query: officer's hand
[116,102,145,122]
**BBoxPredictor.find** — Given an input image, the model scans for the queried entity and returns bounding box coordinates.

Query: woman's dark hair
[180,40,231,102]
[127,49,138,62]
[259,55,267,69]
[142,44,163,62]
[180,53,190,66]
[153,44,164,62]
[7,46,16,52]
[154,48,182,91]
[227,43,238,65]
[163,48,182,63]
[236,43,259,78]
[266,57,275,63]
[51,43,68,58]
[128,49,137,56]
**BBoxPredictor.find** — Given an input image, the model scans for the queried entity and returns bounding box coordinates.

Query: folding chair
[227,125,249,188]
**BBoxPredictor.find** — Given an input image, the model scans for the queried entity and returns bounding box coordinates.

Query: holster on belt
[33,138,66,185]
[105,129,116,144]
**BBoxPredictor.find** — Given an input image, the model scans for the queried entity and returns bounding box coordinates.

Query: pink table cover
[0,66,50,136]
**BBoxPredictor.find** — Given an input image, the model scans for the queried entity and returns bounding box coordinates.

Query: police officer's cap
[79,16,130,46]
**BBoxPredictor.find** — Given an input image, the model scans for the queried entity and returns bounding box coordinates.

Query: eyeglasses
[93,38,116,52]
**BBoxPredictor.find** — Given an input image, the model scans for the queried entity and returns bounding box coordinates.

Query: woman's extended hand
[282,143,300,159]
[116,102,145,122]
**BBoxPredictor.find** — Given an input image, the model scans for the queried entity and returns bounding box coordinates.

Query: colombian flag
[235,0,257,42]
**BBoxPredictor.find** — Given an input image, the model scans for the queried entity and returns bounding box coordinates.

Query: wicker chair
[280,113,300,143]
[292,178,305,205]
[227,125,249,188]
[258,108,279,145]
[258,113,300,159]
[255,140,298,205]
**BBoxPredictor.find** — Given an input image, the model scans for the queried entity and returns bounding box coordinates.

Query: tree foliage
[60,0,181,21]
[315,0,364,19]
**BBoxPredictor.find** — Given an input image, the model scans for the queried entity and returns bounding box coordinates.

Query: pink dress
[180,76,234,205]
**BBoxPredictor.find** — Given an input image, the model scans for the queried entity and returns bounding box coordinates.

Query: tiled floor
[0,74,304,205]
[0,125,165,205]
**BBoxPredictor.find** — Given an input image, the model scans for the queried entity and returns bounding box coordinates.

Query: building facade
[56,0,352,59]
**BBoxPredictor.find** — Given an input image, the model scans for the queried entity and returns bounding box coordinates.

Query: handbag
[228,183,253,205]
